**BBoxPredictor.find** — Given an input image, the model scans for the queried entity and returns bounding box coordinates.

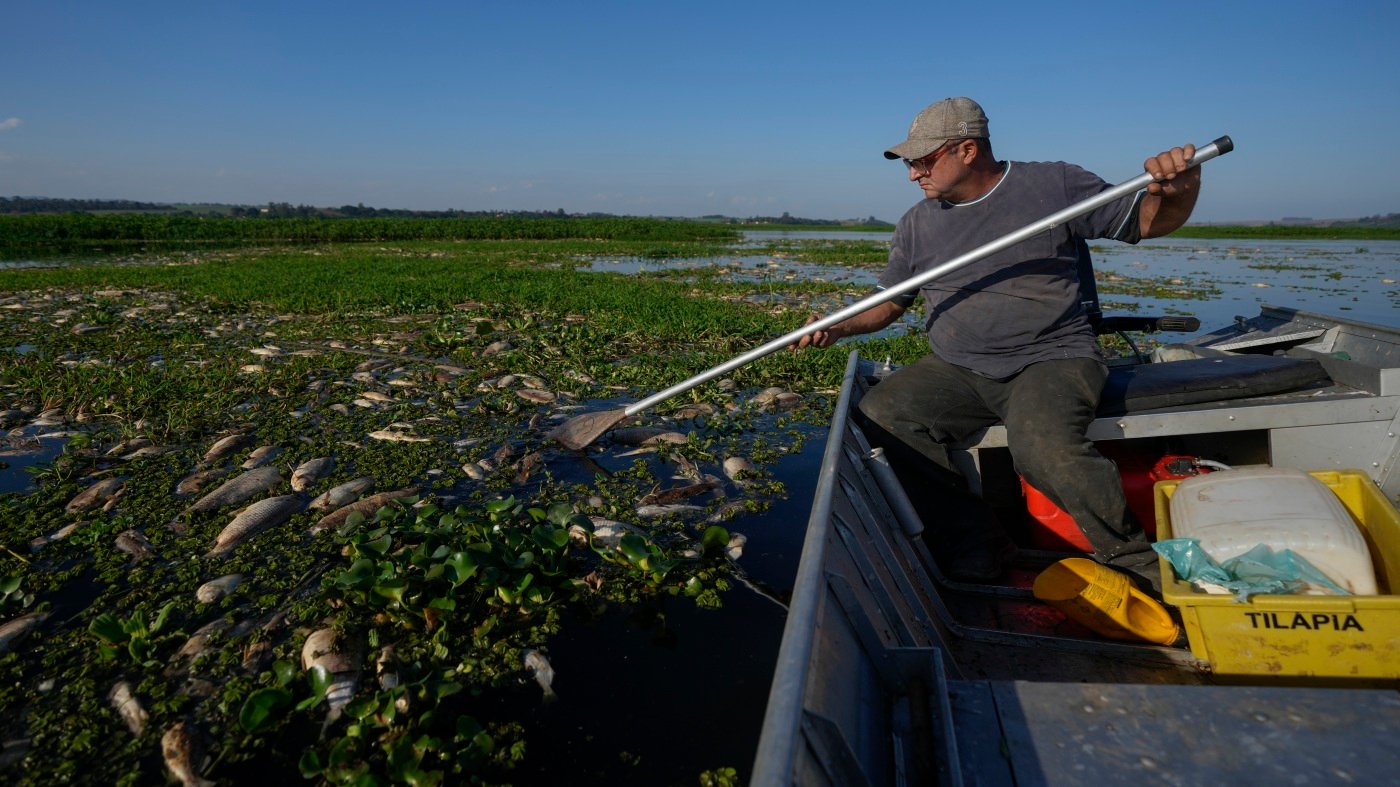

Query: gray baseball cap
[883,96,990,160]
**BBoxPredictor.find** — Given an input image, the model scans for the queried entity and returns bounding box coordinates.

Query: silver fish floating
[522,648,558,703]
[367,429,431,443]
[200,432,251,465]
[160,721,214,787]
[0,610,48,653]
[240,445,280,469]
[195,574,243,604]
[64,477,125,514]
[179,466,283,522]
[307,476,375,511]
[109,680,148,736]
[301,628,361,721]
[206,494,304,558]
[290,457,334,492]
[310,488,419,535]
[115,529,156,560]
[174,466,228,499]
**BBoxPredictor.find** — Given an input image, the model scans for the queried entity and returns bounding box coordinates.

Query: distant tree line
[1,196,176,214]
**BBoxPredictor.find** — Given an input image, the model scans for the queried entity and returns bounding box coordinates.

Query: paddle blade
[548,409,628,451]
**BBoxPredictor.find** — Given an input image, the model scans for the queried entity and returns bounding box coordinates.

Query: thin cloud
[0,118,22,132]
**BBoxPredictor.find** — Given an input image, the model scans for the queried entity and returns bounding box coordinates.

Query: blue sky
[4,1,1398,223]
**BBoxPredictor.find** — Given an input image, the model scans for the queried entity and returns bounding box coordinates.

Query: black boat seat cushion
[1097,355,1329,416]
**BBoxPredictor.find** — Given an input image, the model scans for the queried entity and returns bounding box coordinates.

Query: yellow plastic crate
[1155,469,1400,679]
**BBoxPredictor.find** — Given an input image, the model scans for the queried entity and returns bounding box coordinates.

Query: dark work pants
[857,353,1155,567]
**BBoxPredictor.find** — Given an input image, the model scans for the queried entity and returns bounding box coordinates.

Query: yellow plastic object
[1156,469,1400,679]
[1033,558,1182,645]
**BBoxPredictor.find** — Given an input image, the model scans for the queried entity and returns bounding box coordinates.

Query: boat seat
[1097,353,1329,415]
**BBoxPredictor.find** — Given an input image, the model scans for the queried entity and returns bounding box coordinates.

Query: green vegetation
[1173,225,1400,240]
[0,224,894,784]
[0,214,739,253]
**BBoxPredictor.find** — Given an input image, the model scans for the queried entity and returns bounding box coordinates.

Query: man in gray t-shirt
[796,97,1202,585]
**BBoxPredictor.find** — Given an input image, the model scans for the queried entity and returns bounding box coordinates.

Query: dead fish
[460,462,486,481]
[367,429,431,443]
[516,388,556,404]
[201,432,251,465]
[109,681,148,736]
[311,488,419,535]
[64,477,125,514]
[195,574,243,604]
[307,476,375,511]
[105,437,152,457]
[169,619,233,673]
[0,611,48,653]
[174,466,228,498]
[722,456,757,485]
[572,517,642,549]
[360,391,394,403]
[124,444,171,460]
[160,721,214,787]
[301,628,360,720]
[635,503,704,518]
[115,529,156,559]
[181,466,282,518]
[638,480,717,507]
[31,521,85,551]
[376,645,399,690]
[725,532,748,561]
[522,648,558,702]
[750,387,786,406]
[481,339,512,356]
[206,494,304,557]
[513,451,543,484]
[240,445,280,470]
[610,427,689,446]
[290,457,334,492]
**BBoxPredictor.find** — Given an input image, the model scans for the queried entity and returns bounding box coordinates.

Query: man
[795,97,1201,585]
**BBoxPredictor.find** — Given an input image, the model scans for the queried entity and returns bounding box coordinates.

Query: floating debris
[206,495,304,557]
[522,648,558,703]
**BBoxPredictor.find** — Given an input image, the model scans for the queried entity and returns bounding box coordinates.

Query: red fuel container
[1022,448,1206,552]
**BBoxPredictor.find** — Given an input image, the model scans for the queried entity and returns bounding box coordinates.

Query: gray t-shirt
[877,160,1144,379]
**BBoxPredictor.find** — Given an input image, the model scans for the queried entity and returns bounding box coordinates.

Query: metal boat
[751,306,1400,786]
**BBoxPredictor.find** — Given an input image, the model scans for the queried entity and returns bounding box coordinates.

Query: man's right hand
[791,314,838,350]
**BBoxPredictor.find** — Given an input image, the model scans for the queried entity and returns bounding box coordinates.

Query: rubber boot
[1032,558,1180,645]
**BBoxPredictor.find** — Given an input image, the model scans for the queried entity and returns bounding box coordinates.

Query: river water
[587,235,1400,332]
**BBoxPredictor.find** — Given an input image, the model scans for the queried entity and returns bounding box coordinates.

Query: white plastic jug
[1167,467,1377,594]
